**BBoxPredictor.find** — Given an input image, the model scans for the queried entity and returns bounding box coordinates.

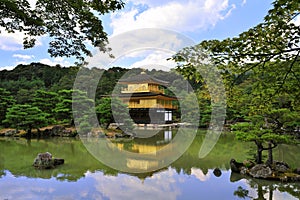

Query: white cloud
[241,0,247,6]
[124,50,176,70]
[131,0,176,7]
[10,57,72,68]
[0,29,25,51]
[110,0,236,35]
[0,28,42,51]
[13,54,35,60]
[87,28,194,69]
[0,65,16,71]
[39,57,72,67]
[27,0,37,9]
[293,16,300,26]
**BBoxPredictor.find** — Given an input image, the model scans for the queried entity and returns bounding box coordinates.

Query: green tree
[96,97,133,131]
[179,92,200,127]
[96,97,112,129]
[231,114,295,164]
[171,0,300,164]
[53,90,73,124]
[172,0,300,102]
[0,88,16,127]
[111,97,134,132]
[0,0,125,62]
[3,104,48,138]
[32,90,59,123]
[72,89,95,134]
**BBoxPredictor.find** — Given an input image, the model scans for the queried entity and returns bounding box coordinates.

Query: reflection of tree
[233,184,271,200]
[232,174,300,200]
[0,170,5,178]
[277,183,300,199]
[234,186,250,199]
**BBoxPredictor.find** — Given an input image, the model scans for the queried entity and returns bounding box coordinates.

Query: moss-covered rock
[33,152,64,169]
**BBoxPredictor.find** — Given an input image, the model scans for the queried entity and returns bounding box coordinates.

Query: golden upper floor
[121,83,164,94]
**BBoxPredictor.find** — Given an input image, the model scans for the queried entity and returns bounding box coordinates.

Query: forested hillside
[0,63,194,135]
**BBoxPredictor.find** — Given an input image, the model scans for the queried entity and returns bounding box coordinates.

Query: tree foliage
[0,0,124,61]
[3,104,48,137]
[32,90,59,123]
[173,0,300,95]
[0,88,15,127]
[96,97,133,131]
[0,64,191,136]
[53,89,73,124]
[172,0,300,164]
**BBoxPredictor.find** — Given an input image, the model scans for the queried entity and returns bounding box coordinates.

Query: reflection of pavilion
[109,130,174,171]
[110,142,167,171]
[118,72,178,124]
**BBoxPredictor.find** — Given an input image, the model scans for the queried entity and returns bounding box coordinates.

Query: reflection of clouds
[239,179,298,200]
[87,168,181,200]
[191,168,210,182]
[1,168,298,199]
[270,191,298,200]
[0,171,101,200]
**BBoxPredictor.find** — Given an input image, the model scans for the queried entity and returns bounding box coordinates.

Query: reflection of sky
[0,168,298,200]
[0,170,105,200]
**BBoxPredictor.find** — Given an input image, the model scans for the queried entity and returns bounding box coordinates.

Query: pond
[0,129,299,200]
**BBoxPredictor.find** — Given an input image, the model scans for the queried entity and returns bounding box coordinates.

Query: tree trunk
[255,185,265,200]
[269,185,274,200]
[266,141,273,166]
[266,140,277,166]
[26,128,32,139]
[255,141,263,164]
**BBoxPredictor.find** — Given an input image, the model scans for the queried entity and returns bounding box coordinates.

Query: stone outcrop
[249,164,272,178]
[294,168,300,175]
[0,125,77,138]
[40,125,76,137]
[273,161,290,173]
[230,159,245,173]
[230,158,300,182]
[0,129,18,137]
[33,152,64,169]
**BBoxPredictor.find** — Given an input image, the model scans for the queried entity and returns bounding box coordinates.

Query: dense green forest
[0,63,206,136]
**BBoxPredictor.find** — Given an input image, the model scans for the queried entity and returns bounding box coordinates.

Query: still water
[0,129,299,200]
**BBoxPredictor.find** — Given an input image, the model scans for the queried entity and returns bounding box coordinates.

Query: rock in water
[230,159,244,173]
[273,161,290,173]
[54,158,64,166]
[33,152,54,169]
[33,152,64,169]
[213,168,222,177]
[249,164,272,179]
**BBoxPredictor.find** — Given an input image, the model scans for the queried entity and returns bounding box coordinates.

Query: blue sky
[0,0,276,70]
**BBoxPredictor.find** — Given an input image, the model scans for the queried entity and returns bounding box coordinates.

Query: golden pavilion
[118,71,178,124]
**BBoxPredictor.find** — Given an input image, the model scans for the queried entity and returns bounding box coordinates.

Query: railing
[128,103,177,109]
[121,88,164,94]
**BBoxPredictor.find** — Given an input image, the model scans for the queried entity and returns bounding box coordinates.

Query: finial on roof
[141,69,146,74]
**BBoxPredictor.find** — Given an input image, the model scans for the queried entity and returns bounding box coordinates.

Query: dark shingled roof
[119,72,169,86]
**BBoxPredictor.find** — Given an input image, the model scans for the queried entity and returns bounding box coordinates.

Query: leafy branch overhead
[171,0,300,165]
[201,0,299,67]
[173,0,300,102]
[0,0,124,61]
[173,0,299,78]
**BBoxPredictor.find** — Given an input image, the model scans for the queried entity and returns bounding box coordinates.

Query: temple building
[118,72,178,124]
